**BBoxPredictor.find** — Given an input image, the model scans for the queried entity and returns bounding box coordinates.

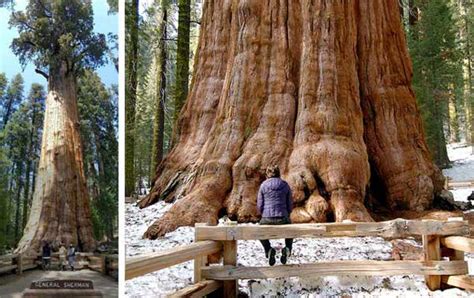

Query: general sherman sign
[30,280,94,290]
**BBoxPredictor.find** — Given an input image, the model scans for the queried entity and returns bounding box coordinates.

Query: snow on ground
[125,144,474,297]
[443,143,474,202]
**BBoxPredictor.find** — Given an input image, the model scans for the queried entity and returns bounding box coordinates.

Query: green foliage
[0,75,45,252]
[9,0,108,76]
[0,0,13,9]
[1,74,24,128]
[130,0,202,190]
[173,0,191,132]
[0,147,12,253]
[408,0,462,167]
[78,70,118,242]
[125,0,139,196]
[107,0,118,15]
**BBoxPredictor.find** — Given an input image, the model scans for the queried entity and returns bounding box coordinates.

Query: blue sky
[0,1,118,93]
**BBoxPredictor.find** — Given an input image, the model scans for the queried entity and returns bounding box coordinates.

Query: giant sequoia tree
[139,0,445,239]
[11,0,107,254]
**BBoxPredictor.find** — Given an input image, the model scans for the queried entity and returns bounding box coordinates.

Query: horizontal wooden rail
[441,236,474,253]
[126,240,222,280]
[0,264,17,274]
[201,260,467,280]
[448,179,474,189]
[196,219,469,241]
[0,253,116,278]
[168,280,222,297]
[442,275,474,290]
[0,254,17,261]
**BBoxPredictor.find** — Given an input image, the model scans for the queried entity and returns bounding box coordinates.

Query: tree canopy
[9,0,108,78]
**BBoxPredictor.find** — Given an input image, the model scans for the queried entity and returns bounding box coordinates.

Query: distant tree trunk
[6,164,15,239]
[140,0,444,239]
[3,100,14,128]
[431,96,450,168]
[458,0,473,149]
[408,0,418,27]
[467,14,473,152]
[449,94,460,143]
[93,128,105,178]
[173,0,191,141]
[151,3,168,177]
[16,64,95,254]
[22,161,30,230]
[22,101,37,229]
[125,0,139,196]
[14,162,23,242]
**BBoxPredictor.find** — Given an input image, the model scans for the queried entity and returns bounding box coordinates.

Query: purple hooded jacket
[257,177,293,218]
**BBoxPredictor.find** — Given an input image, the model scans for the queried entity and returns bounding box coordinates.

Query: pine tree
[22,84,45,229]
[408,0,461,167]
[173,0,191,140]
[78,70,118,242]
[125,0,139,196]
[151,0,169,177]
[1,74,24,129]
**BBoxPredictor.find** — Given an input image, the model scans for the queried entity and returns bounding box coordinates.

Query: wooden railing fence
[126,218,473,297]
[0,253,118,280]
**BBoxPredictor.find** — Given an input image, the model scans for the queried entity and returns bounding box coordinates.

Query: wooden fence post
[223,241,237,298]
[223,221,238,298]
[16,254,23,275]
[422,234,441,290]
[102,255,107,274]
[105,256,109,275]
[194,223,209,283]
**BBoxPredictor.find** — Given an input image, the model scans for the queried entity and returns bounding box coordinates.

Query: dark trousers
[259,216,293,255]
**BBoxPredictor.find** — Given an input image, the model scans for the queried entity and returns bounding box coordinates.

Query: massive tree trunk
[140,0,445,239]
[16,65,95,254]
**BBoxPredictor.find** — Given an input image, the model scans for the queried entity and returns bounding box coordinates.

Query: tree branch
[35,0,52,18]
[11,12,38,32]
[35,68,49,79]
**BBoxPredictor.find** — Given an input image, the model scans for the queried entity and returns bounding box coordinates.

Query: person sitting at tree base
[257,165,294,266]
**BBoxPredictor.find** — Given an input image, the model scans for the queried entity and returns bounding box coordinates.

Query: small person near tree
[59,243,67,271]
[41,241,51,271]
[67,244,76,271]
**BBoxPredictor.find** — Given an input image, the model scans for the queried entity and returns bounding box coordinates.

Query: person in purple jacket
[257,165,293,266]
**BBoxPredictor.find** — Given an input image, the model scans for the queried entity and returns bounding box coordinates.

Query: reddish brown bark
[140,0,445,239]
[16,65,95,254]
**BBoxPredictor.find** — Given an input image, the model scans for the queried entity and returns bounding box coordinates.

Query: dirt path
[0,269,118,297]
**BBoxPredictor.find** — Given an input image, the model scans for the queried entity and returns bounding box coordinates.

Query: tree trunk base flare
[15,65,95,255]
[140,0,445,239]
